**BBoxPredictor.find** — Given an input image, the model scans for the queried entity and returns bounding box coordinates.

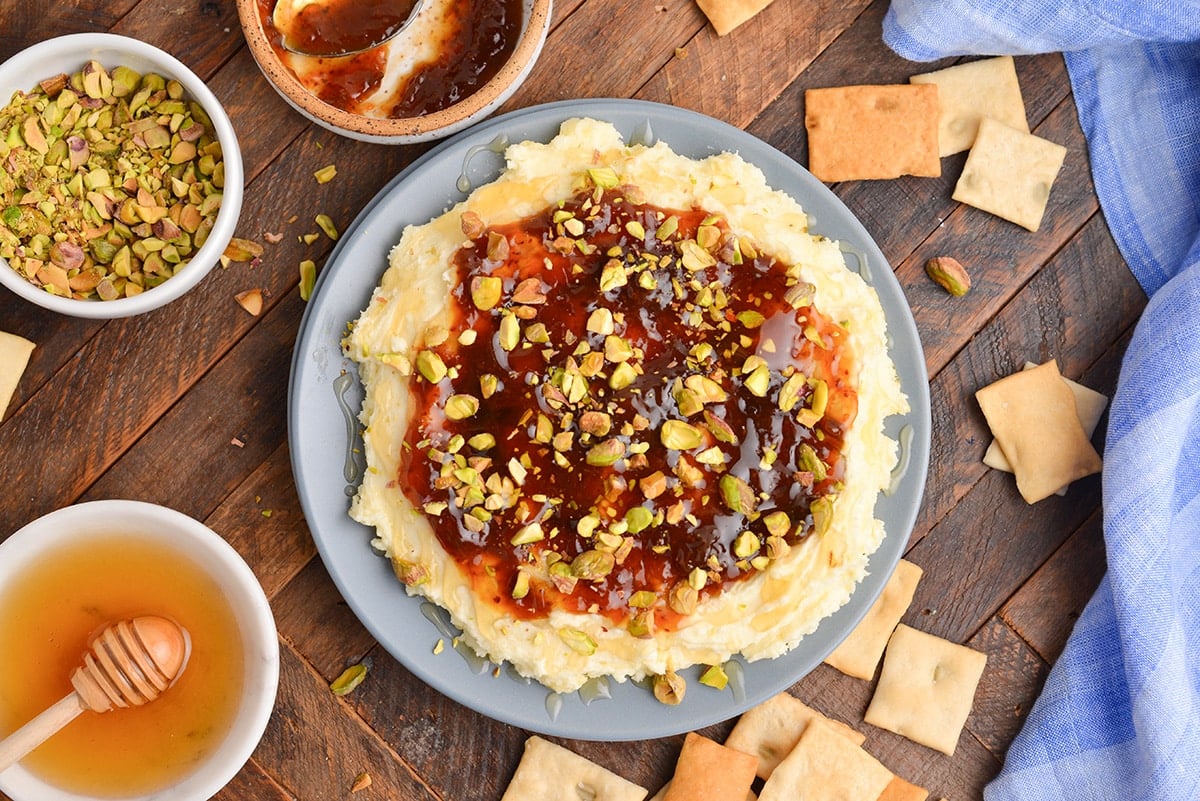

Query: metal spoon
[272,0,424,59]
[0,616,190,772]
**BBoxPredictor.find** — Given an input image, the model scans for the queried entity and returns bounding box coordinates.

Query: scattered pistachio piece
[330,661,369,696]
[234,288,263,316]
[298,259,317,300]
[313,164,337,184]
[652,670,686,705]
[699,664,729,690]
[315,213,339,240]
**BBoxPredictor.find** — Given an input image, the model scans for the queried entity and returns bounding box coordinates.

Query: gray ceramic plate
[288,99,930,741]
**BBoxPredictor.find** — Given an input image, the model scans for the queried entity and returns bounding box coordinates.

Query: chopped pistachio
[624,506,653,534]
[313,164,337,183]
[679,239,716,272]
[586,438,626,467]
[329,662,369,696]
[628,610,655,638]
[763,510,791,537]
[639,471,667,499]
[470,275,503,310]
[701,410,738,444]
[416,350,448,383]
[733,530,760,558]
[572,549,615,580]
[810,496,834,537]
[586,307,615,335]
[315,213,339,240]
[656,214,679,240]
[785,281,815,308]
[587,166,619,189]
[669,582,698,615]
[661,420,703,450]
[628,590,657,608]
[608,362,638,390]
[443,394,480,420]
[778,372,806,412]
[719,473,757,515]
[653,671,686,705]
[298,259,317,301]
[486,231,509,261]
[685,374,728,403]
[467,433,495,451]
[498,312,520,351]
[603,334,634,363]
[743,363,771,397]
[512,570,531,599]
[798,443,828,482]
[699,664,729,690]
[511,522,545,545]
[558,628,598,655]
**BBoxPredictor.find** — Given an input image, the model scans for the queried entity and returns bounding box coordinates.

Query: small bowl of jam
[236,0,553,144]
[0,500,279,801]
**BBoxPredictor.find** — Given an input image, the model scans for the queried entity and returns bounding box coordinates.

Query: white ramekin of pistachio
[0,34,243,318]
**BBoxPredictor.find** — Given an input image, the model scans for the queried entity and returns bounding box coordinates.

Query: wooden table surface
[0,0,1146,798]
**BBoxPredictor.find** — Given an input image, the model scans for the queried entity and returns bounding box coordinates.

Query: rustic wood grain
[1000,511,1108,664]
[0,0,1142,798]
[635,0,874,129]
[966,617,1051,759]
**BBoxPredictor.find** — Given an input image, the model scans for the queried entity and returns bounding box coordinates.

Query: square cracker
[984,361,1108,497]
[975,359,1103,503]
[879,776,930,801]
[864,624,987,755]
[501,736,647,801]
[662,732,757,801]
[650,782,756,801]
[824,559,924,679]
[695,0,776,36]
[758,719,893,801]
[0,331,36,421]
[726,691,865,780]
[952,116,1066,231]
[805,85,941,182]
[910,56,1028,156]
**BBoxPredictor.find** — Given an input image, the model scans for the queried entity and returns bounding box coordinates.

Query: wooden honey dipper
[0,616,189,772]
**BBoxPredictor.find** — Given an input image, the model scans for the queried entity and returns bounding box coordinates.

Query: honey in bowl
[0,532,245,797]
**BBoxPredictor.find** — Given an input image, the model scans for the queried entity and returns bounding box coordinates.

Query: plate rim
[287,98,930,741]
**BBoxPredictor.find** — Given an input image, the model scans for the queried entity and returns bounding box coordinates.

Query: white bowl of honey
[0,500,278,801]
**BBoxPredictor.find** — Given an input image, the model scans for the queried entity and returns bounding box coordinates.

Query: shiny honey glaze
[0,533,244,797]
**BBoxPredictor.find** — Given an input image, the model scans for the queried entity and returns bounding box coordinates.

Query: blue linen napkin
[882,2,1200,799]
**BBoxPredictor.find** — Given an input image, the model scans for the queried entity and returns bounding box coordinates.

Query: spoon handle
[0,691,85,773]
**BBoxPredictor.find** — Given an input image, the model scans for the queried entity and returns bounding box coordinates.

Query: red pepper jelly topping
[281,0,419,58]
[257,0,524,118]
[401,179,858,637]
